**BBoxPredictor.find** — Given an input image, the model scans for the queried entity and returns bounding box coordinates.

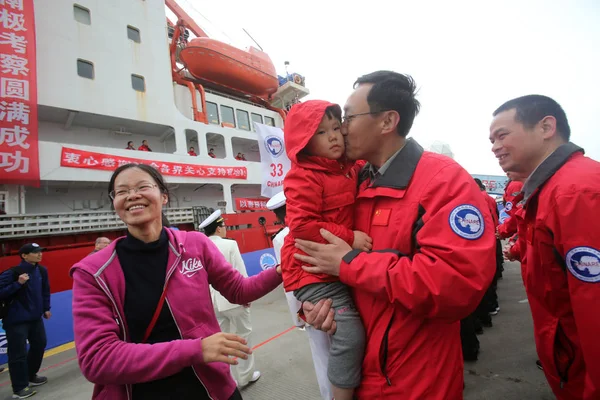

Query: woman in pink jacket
[70,163,283,400]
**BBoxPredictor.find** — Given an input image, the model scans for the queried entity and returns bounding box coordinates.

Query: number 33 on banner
[270,163,284,177]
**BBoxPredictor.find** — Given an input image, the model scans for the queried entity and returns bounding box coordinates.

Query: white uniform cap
[266,191,286,211]
[199,209,224,229]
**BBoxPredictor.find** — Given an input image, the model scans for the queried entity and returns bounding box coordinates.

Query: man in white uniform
[266,192,334,400]
[200,210,261,387]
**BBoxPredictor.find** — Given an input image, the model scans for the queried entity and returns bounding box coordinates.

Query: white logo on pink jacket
[180,257,204,278]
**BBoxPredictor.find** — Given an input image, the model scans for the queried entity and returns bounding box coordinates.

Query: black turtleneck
[116,229,210,400]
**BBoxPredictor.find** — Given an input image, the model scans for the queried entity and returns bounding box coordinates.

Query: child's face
[304,114,345,160]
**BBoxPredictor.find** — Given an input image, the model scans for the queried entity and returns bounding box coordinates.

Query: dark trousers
[5,318,47,393]
[460,314,480,361]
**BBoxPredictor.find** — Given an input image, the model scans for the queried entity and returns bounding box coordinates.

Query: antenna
[243,28,263,51]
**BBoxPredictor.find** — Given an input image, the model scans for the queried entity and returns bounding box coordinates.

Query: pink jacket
[70,228,282,400]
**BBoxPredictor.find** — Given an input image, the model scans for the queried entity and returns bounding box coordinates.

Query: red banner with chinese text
[235,197,268,210]
[60,147,248,179]
[0,0,39,187]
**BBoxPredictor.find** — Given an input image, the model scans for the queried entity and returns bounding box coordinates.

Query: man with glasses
[293,71,496,399]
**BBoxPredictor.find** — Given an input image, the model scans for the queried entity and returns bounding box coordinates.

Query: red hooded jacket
[498,180,523,239]
[515,144,600,400]
[281,100,360,292]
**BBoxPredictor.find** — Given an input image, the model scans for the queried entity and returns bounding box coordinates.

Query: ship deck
[0,260,554,399]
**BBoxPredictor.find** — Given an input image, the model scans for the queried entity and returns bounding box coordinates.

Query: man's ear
[540,116,558,140]
[381,110,401,136]
[162,194,168,205]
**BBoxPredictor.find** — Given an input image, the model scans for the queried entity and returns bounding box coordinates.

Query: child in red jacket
[281,100,371,400]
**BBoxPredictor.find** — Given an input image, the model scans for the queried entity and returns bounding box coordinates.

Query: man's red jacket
[339,138,495,399]
[498,180,523,239]
[515,143,600,400]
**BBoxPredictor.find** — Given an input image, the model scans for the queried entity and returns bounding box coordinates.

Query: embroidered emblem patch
[449,204,484,240]
[260,253,277,271]
[565,247,600,283]
[504,201,513,212]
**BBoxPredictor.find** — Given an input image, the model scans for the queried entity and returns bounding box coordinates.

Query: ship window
[206,102,219,124]
[264,116,275,127]
[236,110,251,131]
[131,74,145,92]
[0,191,7,214]
[73,5,91,25]
[220,105,236,128]
[127,26,141,43]
[77,59,94,79]
[251,113,263,130]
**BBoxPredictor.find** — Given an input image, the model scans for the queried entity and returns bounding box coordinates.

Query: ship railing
[0,208,195,239]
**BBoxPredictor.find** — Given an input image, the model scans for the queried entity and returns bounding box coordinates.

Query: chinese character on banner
[0,0,38,187]
[58,147,248,181]
[235,197,268,211]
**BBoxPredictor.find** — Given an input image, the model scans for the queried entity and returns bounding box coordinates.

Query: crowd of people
[1,70,598,400]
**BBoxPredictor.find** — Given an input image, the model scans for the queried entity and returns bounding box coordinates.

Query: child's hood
[284,100,342,165]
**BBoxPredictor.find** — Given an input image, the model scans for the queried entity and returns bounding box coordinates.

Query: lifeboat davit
[179,38,279,98]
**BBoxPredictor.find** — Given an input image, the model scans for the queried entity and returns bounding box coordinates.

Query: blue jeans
[5,318,47,393]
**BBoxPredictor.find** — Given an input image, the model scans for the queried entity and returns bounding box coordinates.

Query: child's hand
[352,230,373,251]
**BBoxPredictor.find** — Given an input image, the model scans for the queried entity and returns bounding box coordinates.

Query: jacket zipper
[554,323,574,389]
[162,244,213,399]
[166,298,214,400]
[380,314,394,386]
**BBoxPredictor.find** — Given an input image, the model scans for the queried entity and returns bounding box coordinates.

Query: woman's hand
[201,332,252,365]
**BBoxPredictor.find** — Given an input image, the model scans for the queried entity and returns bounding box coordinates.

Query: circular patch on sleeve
[566,247,600,283]
[504,201,513,212]
[449,204,485,240]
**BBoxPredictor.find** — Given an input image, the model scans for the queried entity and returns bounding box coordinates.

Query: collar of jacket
[522,142,584,204]
[18,260,38,269]
[296,153,352,174]
[360,138,424,189]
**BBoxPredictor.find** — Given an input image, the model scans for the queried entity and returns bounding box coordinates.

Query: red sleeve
[339,163,496,321]
[482,194,499,227]
[283,168,354,246]
[498,214,518,239]
[509,236,521,261]
[549,191,600,389]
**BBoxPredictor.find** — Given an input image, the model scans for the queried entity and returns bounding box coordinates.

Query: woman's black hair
[162,213,171,227]
[108,163,171,209]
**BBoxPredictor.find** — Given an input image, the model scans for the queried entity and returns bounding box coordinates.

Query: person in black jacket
[0,243,51,399]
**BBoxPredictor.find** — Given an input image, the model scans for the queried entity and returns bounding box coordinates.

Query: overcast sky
[177,0,600,175]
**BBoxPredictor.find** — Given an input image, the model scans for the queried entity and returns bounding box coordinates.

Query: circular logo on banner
[565,247,600,283]
[264,136,284,158]
[449,204,484,240]
[259,253,277,271]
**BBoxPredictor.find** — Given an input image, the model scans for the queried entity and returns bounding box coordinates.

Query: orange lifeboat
[179,37,279,98]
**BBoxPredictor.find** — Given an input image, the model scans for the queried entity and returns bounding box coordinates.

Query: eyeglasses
[109,184,157,200]
[342,110,391,125]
